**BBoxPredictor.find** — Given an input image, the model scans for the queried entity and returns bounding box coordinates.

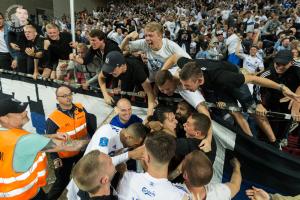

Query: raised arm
[120,31,139,52]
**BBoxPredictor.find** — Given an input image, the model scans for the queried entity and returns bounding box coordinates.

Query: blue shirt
[110,114,142,128]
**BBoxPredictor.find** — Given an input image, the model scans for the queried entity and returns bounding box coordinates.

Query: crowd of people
[1,0,300,199]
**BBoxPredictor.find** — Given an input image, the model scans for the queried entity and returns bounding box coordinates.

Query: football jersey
[117,172,187,200]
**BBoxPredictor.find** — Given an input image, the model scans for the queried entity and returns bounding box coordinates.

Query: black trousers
[31,189,47,200]
[47,154,82,200]
[0,52,12,70]
[16,55,34,74]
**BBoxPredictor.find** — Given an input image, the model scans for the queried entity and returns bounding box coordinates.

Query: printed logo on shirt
[141,187,155,197]
[5,4,29,32]
[99,137,109,147]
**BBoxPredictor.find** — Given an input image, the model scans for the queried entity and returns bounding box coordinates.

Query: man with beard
[175,100,194,138]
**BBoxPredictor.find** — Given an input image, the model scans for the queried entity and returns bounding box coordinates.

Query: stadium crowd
[0,0,300,199]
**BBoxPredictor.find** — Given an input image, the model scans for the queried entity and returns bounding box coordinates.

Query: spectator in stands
[254,50,300,145]
[177,151,241,200]
[69,43,101,89]
[8,6,30,74]
[71,29,120,75]
[117,132,188,199]
[110,98,142,129]
[43,23,76,80]
[177,56,300,143]
[0,13,15,70]
[23,24,44,79]
[226,27,242,65]
[155,70,212,151]
[71,150,118,199]
[236,42,264,75]
[99,51,155,115]
[175,100,194,138]
[120,22,191,83]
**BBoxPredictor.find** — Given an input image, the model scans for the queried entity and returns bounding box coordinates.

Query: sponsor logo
[142,187,155,197]
[99,137,109,147]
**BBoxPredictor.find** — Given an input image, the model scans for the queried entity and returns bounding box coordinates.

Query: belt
[0,52,10,55]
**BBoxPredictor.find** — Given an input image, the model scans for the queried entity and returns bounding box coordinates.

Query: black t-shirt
[83,39,120,65]
[89,195,118,200]
[175,137,217,163]
[254,65,300,111]
[103,56,148,92]
[24,35,44,52]
[46,32,73,66]
[177,57,245,91]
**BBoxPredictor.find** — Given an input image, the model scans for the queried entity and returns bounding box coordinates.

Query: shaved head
[116,98,132,123]
[117,98,131,108]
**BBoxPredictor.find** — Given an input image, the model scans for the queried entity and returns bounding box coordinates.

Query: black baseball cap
[0,98,28,116]
[274,50,294,65]
[102,51,126,74]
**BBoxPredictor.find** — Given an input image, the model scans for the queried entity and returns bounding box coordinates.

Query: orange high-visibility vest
[0,129,48,200]
[48,103,88,158]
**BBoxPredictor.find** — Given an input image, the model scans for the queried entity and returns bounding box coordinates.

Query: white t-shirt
[239,53,264,73]
[0,30,9,53]
[225,34,240,54]
[67,124,126,200]
[128,38,191,82]
[117,172,187,200]
[175,182,231,200]
[176,84,205,109]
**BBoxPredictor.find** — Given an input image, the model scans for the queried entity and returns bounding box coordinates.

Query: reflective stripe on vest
[48,103,88,158]
[0,169,46,198]
[0,129,48,200]
[0,153,46,184]
[57,123,87,136]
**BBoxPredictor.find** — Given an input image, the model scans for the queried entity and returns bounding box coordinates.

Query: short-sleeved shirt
[178,57,245,104]
[110,114,143,128]
[128,38,191,81]
[84,124,123,155]
[175,137,216,163]
[13,133,50,172]
[117,172,187,200]
[175,183,231,200]
[46,32,73,67]
[254,65,300,110]
[239,53,264,73]
[67,124,124,200]
[103,56,148,92]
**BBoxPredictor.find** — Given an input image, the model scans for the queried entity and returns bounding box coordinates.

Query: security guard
[46,85,95,200]
[0,97,88,200]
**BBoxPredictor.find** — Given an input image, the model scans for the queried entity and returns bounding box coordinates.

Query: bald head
[116,98,132,123]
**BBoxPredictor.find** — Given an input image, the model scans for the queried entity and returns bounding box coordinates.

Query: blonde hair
[45,23,59,30]
[144,22,163,35]
[72,150,103,194]
[23,24,36,32]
